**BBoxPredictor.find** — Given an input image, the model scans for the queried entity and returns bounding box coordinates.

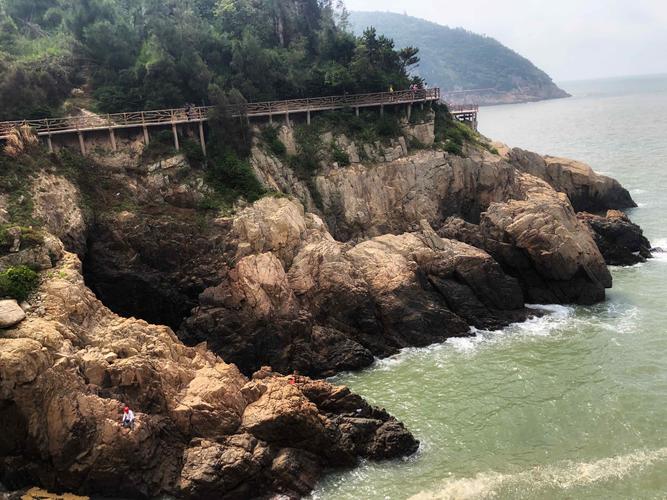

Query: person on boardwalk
[122,406,135,430]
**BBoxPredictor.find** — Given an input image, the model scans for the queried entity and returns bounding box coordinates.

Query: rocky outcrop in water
[0,250,417,499]
[577,210,652,266]
[506,148,636,212]
[438,174,612,305]
[181,197,526,376]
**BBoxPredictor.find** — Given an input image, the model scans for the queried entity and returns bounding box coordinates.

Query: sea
[310,74,667,499]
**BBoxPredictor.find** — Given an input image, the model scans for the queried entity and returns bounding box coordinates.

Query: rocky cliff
[0,115,649,498]
[0,250,417,498]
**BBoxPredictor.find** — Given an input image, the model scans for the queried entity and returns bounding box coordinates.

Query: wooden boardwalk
[0,88,477,154]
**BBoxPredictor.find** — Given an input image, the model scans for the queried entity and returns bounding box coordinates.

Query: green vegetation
[349,11,567,100]
[0,1,419,121]
[0,225,44,252]
[434,103,496,156]
[260,126,287,157]
[0,265,39,301]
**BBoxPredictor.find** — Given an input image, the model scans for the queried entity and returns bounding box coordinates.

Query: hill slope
[349,11,569,105]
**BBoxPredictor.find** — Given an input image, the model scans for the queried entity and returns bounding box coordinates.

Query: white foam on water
[649,238,667,263]
[367,304,576,370]
[630,188,647,195]
[408,447,667,500]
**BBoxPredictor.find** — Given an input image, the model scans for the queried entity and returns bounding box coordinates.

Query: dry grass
[3,125,38,157]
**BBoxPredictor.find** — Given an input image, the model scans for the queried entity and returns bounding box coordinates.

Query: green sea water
[311,75,667,499]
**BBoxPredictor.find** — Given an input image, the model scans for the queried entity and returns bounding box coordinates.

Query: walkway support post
[307,110,311,125]
[46,135,53,153]
[285,112,290,127]
[109,128,117,152]
[78,132,86,156]
[172,123,180,151]
[355,107,360,117]
[141,112,150,145]
[380,104,384,117]
[198,121,206,156]
[407,103,412,121]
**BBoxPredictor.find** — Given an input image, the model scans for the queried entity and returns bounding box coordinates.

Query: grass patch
[434,103,490,156]
[0,265,39,302]
[0,226,44,253]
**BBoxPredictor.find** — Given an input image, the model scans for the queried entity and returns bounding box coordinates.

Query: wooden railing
[0,88,441,139]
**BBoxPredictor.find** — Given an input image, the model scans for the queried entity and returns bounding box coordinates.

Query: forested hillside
[0,0,420,120]
[349,11,569,105]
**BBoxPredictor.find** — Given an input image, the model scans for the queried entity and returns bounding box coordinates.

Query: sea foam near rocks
[408,446,667,500]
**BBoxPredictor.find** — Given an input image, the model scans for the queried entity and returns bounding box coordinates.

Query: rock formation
[0,250,417,499]
[506,148,636,212]
[0,115,649,499]
[577,210,652,266]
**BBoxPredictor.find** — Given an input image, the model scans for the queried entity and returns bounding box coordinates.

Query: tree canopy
[0,0,419,120]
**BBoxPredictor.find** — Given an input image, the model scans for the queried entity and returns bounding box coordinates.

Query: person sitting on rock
[122,406,135,430]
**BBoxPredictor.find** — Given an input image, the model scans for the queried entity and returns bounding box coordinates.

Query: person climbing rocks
[122,406,135,430]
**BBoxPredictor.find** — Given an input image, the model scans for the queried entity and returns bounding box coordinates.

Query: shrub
[0,265,39,301]
[205,149,265,206]
[260,126,287,157]
[181,139,206,166]
[141,130,176,164]
[331,142,350,166]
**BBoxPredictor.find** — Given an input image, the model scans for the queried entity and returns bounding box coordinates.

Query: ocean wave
[368,304,576,370]
[408,447,667,500]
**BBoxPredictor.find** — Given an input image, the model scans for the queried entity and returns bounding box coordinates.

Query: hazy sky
[345,0,667,81]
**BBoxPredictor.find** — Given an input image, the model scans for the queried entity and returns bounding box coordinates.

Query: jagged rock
[182,201,526,376]
[439,174,612,305]
[0,233,63,272]
[31,172,87,256]
[314,150,518,241]
[0,251,417,499]
[507,148,636,212]
[578,210,652,266]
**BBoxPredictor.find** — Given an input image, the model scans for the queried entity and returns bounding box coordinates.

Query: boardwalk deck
[0,87,478,154]
[0,88,441,140]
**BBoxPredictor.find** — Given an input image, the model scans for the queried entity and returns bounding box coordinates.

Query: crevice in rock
[81,225,200,332]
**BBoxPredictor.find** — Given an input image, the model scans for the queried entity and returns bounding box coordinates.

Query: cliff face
[0,117,648,499]
[0,251,417,498]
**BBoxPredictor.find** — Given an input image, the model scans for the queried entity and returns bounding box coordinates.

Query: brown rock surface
[0,249,418,499]
[578,210,652,266]
[507,148,636,212]
[0,300,25,329]
[182,198,526,376]
[439,174,612,304]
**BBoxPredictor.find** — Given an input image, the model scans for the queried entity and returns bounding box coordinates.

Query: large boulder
[183,201,526,377]
[578,210,652,266]
[0,300,25,329]
[439,174,612,305]
[507,148,636,212]
[0,252,418,499]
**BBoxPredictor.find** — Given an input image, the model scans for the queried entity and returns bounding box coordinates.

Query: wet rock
[578,210,652,266]
[0,301,26,329]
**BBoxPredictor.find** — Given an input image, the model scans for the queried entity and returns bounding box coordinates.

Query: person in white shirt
[122,406,135,430]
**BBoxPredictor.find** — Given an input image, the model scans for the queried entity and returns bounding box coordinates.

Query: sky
[344,0,667,82]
